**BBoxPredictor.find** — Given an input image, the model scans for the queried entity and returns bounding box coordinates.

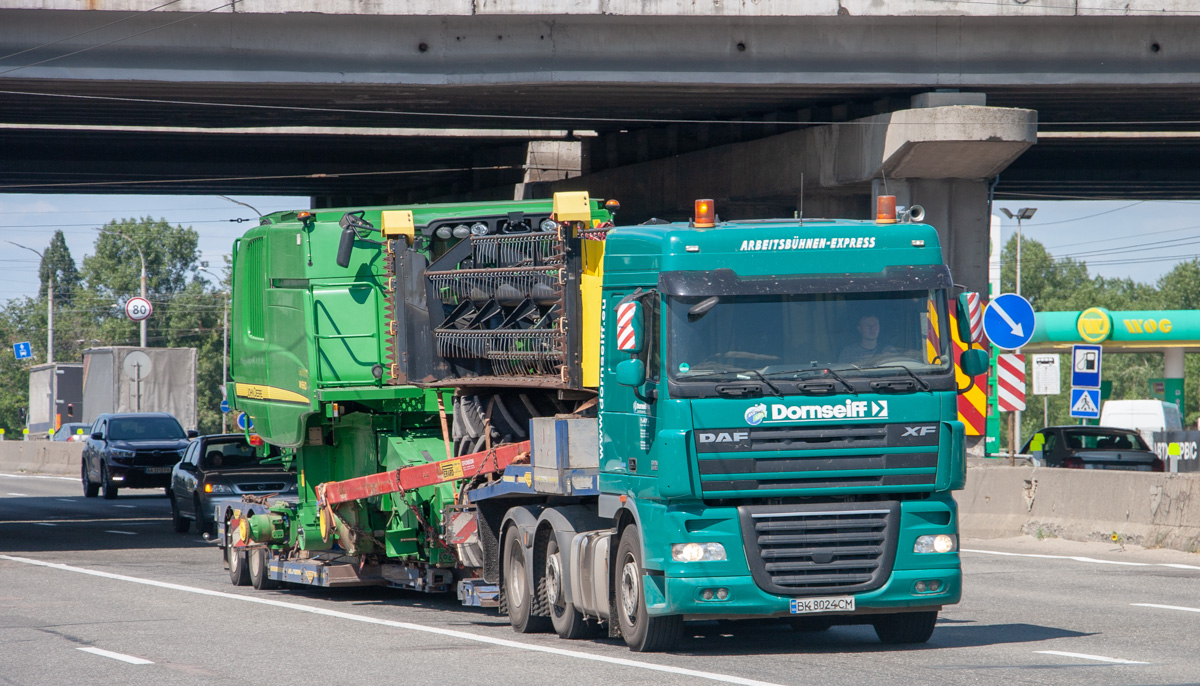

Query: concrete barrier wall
[957,460,1200,553]
[0,442,83,477]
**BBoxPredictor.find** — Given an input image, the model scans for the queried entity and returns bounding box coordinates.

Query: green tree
[38,230,81,307]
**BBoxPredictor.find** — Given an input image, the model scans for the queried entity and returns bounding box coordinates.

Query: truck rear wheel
[546,537,597,639]
[615,526,682,652]
[227,526,250,586]
[249,547,277,590]
[503,526,550,633]
[873,611,938,644]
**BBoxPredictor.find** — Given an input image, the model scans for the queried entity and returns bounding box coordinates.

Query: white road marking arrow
[990,300,1024,337]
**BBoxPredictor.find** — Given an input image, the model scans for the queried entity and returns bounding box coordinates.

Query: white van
[1099,399,1183,446]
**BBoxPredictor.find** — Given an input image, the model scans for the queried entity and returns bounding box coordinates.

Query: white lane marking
[1036,650,1147,665]
[1,554,781,686]
[77,647,153,665]
[34,522,56,527]
[0,473,76,481]
[114,505,137,509]
[104,530,137,536]
[964,548,1200,571]
[1133,603,1200,614]
[6,492,28,496]
[57,499,76,503]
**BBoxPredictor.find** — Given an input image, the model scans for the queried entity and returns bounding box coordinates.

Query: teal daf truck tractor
[223,192,988,652]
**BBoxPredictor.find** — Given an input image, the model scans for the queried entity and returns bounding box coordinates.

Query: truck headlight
[204,483,234,494]
[913,534,957,553]
[671,542,727,562]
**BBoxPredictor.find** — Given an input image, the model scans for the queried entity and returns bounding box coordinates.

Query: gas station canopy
[1023,308,1200,353]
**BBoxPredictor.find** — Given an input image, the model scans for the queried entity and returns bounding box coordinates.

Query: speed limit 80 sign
[125,296,153,322]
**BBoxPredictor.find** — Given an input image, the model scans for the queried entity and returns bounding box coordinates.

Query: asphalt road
[3,471,1200,686]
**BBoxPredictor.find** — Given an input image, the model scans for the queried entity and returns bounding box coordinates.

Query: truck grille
[738,502,899,596]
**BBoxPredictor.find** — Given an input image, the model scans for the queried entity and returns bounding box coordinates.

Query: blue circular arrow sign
[220,399,230,413]
[236,412,253,431]
[983,293,1036,350]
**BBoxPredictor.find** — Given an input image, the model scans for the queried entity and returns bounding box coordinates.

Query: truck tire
[872,611,938,644]
[249,547,277,590]
[101,463,119,500]
[503,526,551,633]
[227,526,250,586]
[169,492,190,533]
[615,526,682,652]
[82,461,99,498]
[546,537,597,639]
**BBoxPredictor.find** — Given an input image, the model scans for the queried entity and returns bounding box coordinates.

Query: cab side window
[640,293,661,383]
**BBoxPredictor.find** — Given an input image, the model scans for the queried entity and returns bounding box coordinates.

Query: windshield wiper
[763,366,857,395]
[871,365,931,392]
[742,369,782,397]
[820,367,858,395]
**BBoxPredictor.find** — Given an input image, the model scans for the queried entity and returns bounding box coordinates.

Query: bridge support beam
[552,95,1036,294]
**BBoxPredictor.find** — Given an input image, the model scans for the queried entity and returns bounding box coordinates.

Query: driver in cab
[838,314,896,365]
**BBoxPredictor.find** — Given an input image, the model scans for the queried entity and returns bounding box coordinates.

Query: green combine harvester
[220,192,989,651]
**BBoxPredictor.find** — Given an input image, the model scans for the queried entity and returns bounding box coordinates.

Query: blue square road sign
[12,342,31,360]
[1069,388,1101,419]
[1071,344,1102,388]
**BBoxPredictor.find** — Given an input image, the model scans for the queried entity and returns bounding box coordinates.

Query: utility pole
[7,241,53,363]
[999,207,1037,456]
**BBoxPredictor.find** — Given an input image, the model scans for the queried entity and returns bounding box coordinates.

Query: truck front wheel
[615,526,682,652]
[873,611,938,644]
[503,526,550,633]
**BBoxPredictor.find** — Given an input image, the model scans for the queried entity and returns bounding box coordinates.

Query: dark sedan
[1022,426,1165,472]
[82,413,197,499]
[169,434,292,536]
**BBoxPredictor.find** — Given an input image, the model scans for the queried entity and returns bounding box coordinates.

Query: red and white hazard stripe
[616,302,637,351]
[997,353,1026,412]
[966,292,983,343]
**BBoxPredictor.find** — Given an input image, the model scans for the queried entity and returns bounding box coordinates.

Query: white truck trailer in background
[81,347,198,431]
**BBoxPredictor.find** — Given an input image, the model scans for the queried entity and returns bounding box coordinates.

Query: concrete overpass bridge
[2,1,1200,291]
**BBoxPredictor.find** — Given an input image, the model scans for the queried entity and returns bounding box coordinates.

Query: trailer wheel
[615,526,682,652]
[82,460,99,498]
[226,526,250,586]
[249,547,277,590]
[101,463,119,500]
[503,526,551,633]
[872,611,938,644]
[546,536,597,639]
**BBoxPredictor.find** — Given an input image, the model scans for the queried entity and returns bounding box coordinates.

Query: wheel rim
[507,548,526,610]
[620,556,640,626]
[546,550,563,608]
[227,530,238,567]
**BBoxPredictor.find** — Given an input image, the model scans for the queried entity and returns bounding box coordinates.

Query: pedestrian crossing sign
[1070,388,1101,419]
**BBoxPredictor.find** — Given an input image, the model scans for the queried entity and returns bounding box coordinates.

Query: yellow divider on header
[580,236,605,388]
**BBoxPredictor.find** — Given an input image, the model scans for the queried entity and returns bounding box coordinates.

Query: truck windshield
[667,290,951,382]
[108,416,186,441]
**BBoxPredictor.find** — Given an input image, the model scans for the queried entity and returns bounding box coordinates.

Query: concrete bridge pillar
[551,93,1037,294]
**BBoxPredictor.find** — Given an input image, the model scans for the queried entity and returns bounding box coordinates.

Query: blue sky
[0,194,1194,301]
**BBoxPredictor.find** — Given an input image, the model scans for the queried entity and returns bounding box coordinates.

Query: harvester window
[243,237,266,340]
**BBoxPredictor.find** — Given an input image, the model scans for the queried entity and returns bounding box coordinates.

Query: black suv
[82,412,197,499]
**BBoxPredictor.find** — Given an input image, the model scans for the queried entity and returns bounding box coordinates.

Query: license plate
[790,597,855,614]
[144,467,172,474]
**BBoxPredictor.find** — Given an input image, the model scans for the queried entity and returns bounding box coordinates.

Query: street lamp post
[999,207,1038,458]
[7,242,52,364]
[199,265,229,434]
[100,228,147,347]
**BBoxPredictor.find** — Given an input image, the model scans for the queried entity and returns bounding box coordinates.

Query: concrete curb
[0,442,83,477]
[957,461,1200,553]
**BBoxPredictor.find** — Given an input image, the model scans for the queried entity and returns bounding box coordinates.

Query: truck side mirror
[616,359,647,388]
[336,226,356,268]
[615,300,644,353]
[956,292,983,344]
[960,349,989,378]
